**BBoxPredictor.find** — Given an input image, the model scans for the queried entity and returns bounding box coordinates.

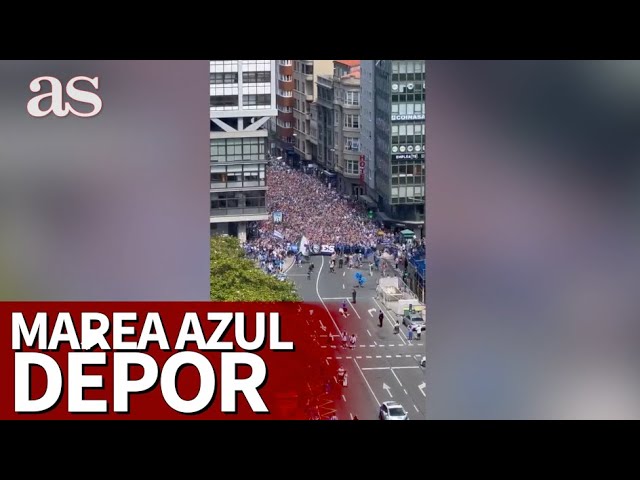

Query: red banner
[0,302,339,420]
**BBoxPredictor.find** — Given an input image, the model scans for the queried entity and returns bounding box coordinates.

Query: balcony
[210,206,267,218]
[305,93,314,102]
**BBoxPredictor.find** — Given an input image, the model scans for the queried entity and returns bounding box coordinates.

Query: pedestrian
[353,415,359,420]
[339,257,343,269]
[341,300,349,317]
[352,288,356,304]
[393,321,400,334]
[349,334,356,349]
[341,331,348,348]
[330,259,335,273]
[407,326,413,342]
[378,310,384,327]
[369,263,373,276]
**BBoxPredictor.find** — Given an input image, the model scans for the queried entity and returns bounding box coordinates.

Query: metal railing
[210,207,267,216]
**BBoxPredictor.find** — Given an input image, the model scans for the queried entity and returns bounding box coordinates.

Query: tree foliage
[210,236,300,302]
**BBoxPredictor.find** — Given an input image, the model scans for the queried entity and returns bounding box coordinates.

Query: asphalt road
[286,255,426,420]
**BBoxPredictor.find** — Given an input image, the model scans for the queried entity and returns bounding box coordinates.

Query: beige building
[312,61,364,197]
[292,60,334,167]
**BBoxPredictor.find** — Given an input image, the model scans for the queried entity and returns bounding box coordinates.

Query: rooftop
[335,60,360,68]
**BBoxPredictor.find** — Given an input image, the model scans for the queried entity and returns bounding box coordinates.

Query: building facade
[292,60,334,169]
[272,60,294,158]
[313,61,365,197]
[360,60,376,194]
[363,60,425,231]
[209,60,277,243]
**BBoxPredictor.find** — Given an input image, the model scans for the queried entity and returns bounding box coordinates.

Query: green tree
[210,236,300,302]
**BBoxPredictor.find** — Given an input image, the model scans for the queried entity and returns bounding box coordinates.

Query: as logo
[27,76,102,118]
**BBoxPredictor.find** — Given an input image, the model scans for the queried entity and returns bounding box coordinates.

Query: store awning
[401,229,415,237]
[322,170,337,177]
[359,194,377,207]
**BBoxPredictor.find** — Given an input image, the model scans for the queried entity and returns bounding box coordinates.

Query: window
[210,138,266,163]
[243,71,271,83]
[344,114,360,129]
[279,74,292,82]
[346,159,359,175]
[345,90,360,106]
[210,190,266,212]
[279,60,292,66]
[277,89,292,97]
[344,136,360,151]
[210,72,238,84]
[210,95,238,108]
[242,94,271,106]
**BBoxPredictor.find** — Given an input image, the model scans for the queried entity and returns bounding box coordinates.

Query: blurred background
[0,61,210,300]
[428,60,640,419]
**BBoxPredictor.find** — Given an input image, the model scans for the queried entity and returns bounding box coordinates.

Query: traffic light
[367,209,374,219]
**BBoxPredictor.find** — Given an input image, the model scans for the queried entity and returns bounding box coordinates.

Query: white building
[209,60,277,242]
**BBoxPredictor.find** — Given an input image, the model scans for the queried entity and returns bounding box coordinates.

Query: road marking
[376,355,382,358]
[367,330,371,337]
[414,404,419,412]
[360,345,366,347]
[315,256,342,336]
[396,355,402,358]
[366,356,372,359]
[391,369,403,387]
[342,395,347,402]
[386,355,392,358]
[382,383,393,398]
[368,308,376,317]
[346,356,352,359]
[283,260,296,274]
[405,355,412,358]
[325,359,329,365]
[372,297,407,345]
[321,346,327,349]
[352,358,380,405]
[321,297,348,300]
[369,344,376,347]
[336,356,342,360]
[388,344,395,347]
[342,284,345,289]
[343,271,346,277]
[346,299,361,319]
[361,366,421,370]
[356,356,362,359]
[419,382,426,397]
[404,389,408,395]
[350,412,353,419]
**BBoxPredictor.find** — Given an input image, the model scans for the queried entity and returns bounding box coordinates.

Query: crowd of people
[255,159,382,248]
[243,157,426,281]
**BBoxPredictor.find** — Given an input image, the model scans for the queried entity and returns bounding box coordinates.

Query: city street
[287,256,426,420]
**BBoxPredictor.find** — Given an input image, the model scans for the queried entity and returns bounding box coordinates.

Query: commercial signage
[393,153,425,160]
[391,114,425,122]
[273,211,283,223]
[359,155,365,185]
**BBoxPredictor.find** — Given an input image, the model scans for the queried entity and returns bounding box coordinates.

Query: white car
[379,401,409,420]
[420,356,426,367]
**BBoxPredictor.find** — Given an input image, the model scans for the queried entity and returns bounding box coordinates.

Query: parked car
[379,401,409,420]
[402,312,426,332]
